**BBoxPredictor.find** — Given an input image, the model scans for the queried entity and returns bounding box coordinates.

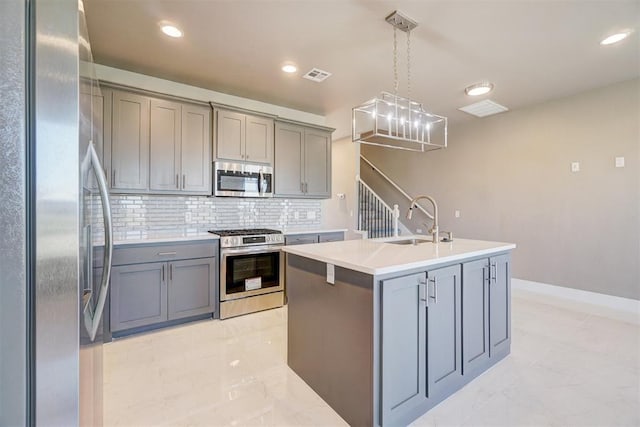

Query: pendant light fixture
[352,11,447,152]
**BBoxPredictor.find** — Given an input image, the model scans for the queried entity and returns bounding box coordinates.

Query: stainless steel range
[209,228,285,319]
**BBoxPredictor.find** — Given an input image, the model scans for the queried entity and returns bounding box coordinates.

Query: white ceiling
[84,0,639,128]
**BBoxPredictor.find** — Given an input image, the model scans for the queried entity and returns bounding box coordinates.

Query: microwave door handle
[258,170,264,195]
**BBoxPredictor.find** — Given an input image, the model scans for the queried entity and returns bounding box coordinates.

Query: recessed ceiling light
[600,30,633,45]
[160,24,183,38]
[282,64,297,73]
[464,82,494,96]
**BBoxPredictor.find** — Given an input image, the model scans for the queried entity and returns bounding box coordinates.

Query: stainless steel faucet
[406,195,439,244]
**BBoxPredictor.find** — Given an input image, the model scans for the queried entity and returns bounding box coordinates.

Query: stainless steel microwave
[213,161,273,197]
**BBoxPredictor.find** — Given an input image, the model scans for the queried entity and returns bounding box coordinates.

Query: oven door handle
[221,245,283,256]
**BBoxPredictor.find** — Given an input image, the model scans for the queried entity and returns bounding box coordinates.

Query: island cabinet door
[381,272,428,425]
[426,264,463,400]
[461,258,490,377]
[489,254,511,358]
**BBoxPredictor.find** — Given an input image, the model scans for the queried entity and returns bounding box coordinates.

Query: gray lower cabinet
[110,242,217,334]
[274,121,332,198]
[462,258,490,376]
[285,231,345,246]
[110,262,167,332]
[168,258,216,320]
[489,253,511,357]
[381,264,462,426]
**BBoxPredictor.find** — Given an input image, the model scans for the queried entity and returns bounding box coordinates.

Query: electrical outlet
[307,211,316,220]
[616,157,625,168]
[185,211,192,223]
[571,162,580,172]
[455,210,460,218]
[294,211,299,220]
[416,228,423,234]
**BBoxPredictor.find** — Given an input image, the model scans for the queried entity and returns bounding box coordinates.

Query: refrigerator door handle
[83,141,114,342]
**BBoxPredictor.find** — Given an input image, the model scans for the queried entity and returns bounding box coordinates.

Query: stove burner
[208,228,282,237]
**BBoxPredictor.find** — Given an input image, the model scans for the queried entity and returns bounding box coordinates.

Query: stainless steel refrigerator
[0,0,113,425]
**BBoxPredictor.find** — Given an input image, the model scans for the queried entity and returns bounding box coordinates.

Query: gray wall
[363,79,639,300]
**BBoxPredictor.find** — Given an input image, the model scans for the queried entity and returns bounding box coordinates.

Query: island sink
[386,237,432,245]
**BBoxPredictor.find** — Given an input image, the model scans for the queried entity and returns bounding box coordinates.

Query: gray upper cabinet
[216,109,274,165]
[111,90,150,191]
[275,121,332,198]
[461,258,490,377]
[108,87,212,195]
[489,254,511,358]
[181,104,211,193]
[274,123,305,196]
[149,99,181,192]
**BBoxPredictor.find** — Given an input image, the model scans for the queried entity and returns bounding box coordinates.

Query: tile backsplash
[108,195,322,233]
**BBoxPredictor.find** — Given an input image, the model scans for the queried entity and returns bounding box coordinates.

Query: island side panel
[286,254,375,427]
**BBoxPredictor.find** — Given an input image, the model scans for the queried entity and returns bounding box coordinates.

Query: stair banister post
[393,204,399,237]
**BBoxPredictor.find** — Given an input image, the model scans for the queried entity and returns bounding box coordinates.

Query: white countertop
[113,230,219,246]
[281,228,347,236]
[281,235,516,275]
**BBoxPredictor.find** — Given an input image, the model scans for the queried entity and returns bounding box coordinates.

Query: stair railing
[360,154,434,220]
[356,175,399,238]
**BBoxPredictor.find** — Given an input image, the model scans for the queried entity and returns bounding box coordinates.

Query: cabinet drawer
[112,242,216,266]
[285,234,319,245]
[318,232,344,243]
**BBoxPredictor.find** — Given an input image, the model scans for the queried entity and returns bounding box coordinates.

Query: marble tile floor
[104,289,640,427]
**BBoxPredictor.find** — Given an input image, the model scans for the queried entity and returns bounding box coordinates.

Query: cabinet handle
[429,277,437,303]
[300,182,304,193]
[305,183,308,193]
[182,174,186,189]
[157,251,177,256]
[419,278,427,302]
[112,169,116,184]
[483,265,490,284]
[162,264,165,281]
[491,262,497,282]
[169,263,173,281]
[176,174,179,189]
[245,154,249,160]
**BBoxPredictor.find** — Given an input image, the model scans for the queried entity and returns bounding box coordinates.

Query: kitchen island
[282,236,516,426]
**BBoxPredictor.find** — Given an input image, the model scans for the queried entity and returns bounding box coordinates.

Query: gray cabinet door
[381,273,428,425]
[149,99,181,191]
[167,258,216,320]
[490,254,511,357]
[245,115,274,164]
[181,104,211,193]
[462,258,490,376]
[274,122,305,196]
[216,109,245,161]
[110,262,167,332]
[304,129,331,198]
[426,264,462,399]
[111,90,150,190]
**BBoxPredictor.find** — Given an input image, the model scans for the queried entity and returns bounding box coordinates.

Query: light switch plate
[571,162,580,172]
[455,210,460,218]
[616,157,625,168]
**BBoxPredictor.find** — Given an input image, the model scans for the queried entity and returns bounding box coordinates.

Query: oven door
[220,245,284,301]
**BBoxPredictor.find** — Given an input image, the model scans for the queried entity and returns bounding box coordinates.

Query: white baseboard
[512,278,640,315]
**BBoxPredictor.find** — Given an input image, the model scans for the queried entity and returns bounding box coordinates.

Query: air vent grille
[303,68,332,83]
[458,100,509,117]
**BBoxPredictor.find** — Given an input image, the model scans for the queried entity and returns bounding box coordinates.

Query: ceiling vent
[458,100,509,117]
[303,68,332,83]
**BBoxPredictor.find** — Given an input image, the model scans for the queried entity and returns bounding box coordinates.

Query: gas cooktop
[208,228,282,237]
